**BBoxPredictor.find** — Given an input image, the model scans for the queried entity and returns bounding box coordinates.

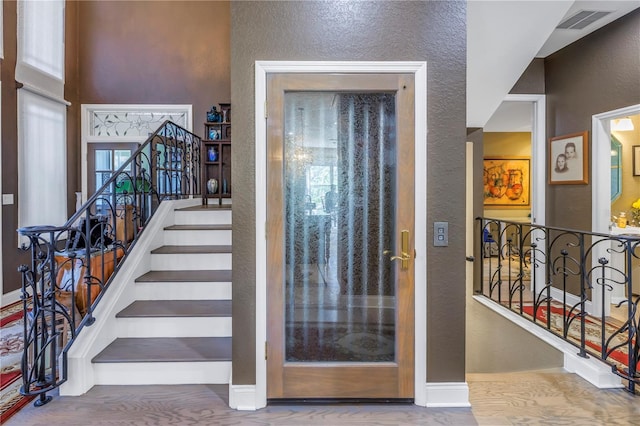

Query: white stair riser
[116,317,232,338]
[93,361,231,385]
[203,198,233,206]
[164,229,232,246]
[134,281,232,300]
[151,253,232,270]
[174,210,232,226]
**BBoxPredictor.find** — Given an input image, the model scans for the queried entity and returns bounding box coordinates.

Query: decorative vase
[207,146,218,162]
[219,103,231,123]
[207,178,219,194]
[207,106,221,123]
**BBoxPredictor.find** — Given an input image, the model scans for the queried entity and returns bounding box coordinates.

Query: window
[16,0,65,97]
[88,145,136,214]
[306,165,337,210]
[94,149,133,192]
[611,136,622,201]
[16,0,67,245]
[18,90,67,243]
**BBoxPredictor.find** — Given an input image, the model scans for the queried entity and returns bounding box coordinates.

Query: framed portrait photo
[633,145,640,176]
[549,131,588,185]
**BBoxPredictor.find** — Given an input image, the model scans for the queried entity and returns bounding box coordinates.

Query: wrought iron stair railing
[17,120,201,406]
[476,217,639,395]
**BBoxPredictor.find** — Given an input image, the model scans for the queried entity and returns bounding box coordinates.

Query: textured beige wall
[231,0,467,385]
[465,301,563,373]
[545,9,640,230]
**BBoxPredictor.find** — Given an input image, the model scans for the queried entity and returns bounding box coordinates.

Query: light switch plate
[433,221,448,247]
[2,194,14,205]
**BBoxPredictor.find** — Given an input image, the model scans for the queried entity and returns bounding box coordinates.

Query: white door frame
[244,61,428,410]
[499,94,547,298]
[592,104,640,313]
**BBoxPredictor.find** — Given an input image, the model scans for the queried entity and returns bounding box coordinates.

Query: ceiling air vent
[556,10,611,30]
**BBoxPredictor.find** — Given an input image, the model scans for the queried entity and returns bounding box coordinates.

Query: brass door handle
[390,252,411,261]
[388,230,411,270]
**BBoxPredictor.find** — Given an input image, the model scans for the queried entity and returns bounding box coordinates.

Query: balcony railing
[477,217,639,395]
[17,120,201,406]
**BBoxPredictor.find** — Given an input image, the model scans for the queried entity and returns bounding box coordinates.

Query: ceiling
[468,1,640,131]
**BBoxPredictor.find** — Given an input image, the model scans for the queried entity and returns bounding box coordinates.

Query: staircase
[89,203,232,386]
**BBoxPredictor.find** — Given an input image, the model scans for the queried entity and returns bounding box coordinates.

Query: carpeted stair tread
[164,224,232,231]
[92,337,231,363]
[116,300,231,318]
[150,245,232,254]
[135,270,232,282]
[176,204,232,211]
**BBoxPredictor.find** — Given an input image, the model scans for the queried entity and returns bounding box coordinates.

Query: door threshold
[268,398,414,405]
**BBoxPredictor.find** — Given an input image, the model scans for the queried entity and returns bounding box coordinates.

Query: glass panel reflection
[95,150,112,170]
[114,149,132,171]
[284,92,397,363]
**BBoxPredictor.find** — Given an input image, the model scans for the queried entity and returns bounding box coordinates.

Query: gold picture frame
[633,145,640,176]
[483,157,530,208]
[549,131,589,184]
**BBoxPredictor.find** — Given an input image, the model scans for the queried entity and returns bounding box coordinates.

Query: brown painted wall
[510,58,545,95]
[66,0,81,248]
[1,0,23,295]
[545,9,640,229]
[77,1,230,128]
[231,1,467,385]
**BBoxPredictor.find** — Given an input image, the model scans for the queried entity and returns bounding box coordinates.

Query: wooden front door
[266,73,415,399]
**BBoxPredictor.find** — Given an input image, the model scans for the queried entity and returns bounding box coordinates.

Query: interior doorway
[254,61,427,408]
[266,72,415,399]
[592,104,640,316]
[481,94,546,300]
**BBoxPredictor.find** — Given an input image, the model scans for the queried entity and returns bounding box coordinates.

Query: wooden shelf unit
[202,104,231,205]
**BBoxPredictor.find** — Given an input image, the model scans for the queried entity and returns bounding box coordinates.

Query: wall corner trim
[423,382,471,408]
[229,384,261,411]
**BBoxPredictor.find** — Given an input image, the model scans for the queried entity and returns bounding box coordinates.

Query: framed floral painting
[483,157,530,208]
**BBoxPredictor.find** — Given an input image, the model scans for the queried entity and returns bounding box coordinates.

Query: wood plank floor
[5,370,639,425]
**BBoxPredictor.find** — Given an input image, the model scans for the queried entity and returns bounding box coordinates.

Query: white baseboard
[424,382,471,408]
[229,381,470,410]
[229,384,259,411]
[563,352,623,388]
[1,289,21,307]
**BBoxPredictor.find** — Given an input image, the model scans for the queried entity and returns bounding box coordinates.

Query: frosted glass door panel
[283,92,397,363]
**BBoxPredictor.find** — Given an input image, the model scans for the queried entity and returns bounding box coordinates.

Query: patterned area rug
[0,301,34,424]
[519,301,639,375]
[287,322,395,362]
